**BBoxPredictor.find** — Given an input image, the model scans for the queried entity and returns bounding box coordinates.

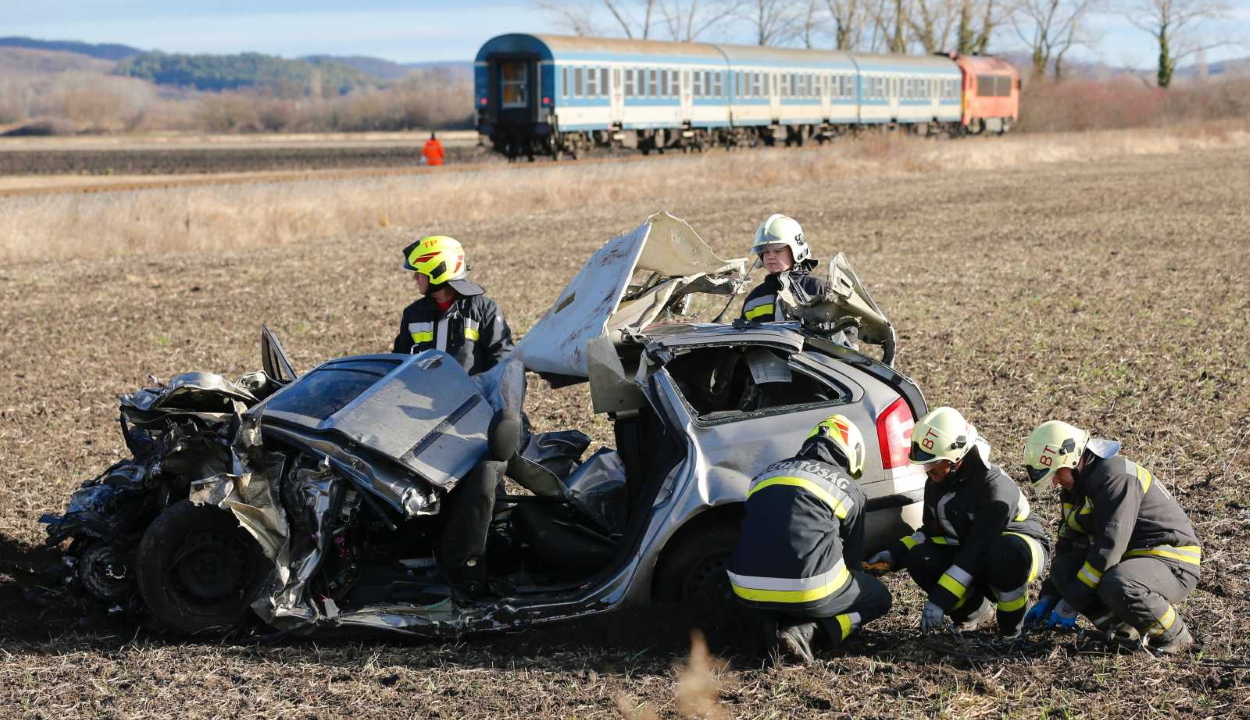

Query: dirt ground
[1,147,1248,718]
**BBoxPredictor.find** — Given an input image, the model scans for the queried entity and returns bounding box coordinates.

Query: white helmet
[908,407,979,465]
[1023,420,1091,488]
[751,214,811,267]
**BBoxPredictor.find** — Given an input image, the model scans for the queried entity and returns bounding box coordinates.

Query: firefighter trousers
[769,571,893,650]
[1049,551,1198,641]
[904,534,1049,637]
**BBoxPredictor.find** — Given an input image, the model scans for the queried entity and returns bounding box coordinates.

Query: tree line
[536,0,1243,87]
[114,51,383,96]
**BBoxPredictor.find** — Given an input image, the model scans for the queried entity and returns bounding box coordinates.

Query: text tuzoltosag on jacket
[727,440,866,617]
[1040,441,1201,612]
[887,445,1049,612]
[392,280,513,376]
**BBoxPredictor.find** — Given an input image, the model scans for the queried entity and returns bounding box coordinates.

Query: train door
[888,75,899,121]
[769,71,781,121]
[820,73,832,121]
[494,56,537,129]
[611,67,625,125]
[680,69,693,123]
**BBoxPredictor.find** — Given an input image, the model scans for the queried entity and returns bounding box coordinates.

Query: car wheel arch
[649,502,745,602]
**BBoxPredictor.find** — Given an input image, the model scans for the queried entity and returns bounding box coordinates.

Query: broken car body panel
[44,213,926,639]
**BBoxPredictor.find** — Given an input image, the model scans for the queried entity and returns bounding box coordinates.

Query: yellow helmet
[806,413,866,479]
[402,235,467,285]
[908,407,978,465]
[1024,420,1090,488]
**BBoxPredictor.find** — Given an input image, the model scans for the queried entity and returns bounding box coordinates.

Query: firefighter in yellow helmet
[728,414,892,664]
[396,235,514,602]
[394,235,513,375]
[1022,420,1201,653]
[740,214,857,347]
[866,407,1050,639]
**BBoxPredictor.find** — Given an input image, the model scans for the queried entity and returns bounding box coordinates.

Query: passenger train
[475,34,1020,159]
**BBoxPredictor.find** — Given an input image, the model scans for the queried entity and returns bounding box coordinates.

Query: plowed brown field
[1,144,1247,718]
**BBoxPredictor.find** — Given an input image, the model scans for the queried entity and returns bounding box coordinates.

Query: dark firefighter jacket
[728,441,866,617]
[392,282,513,376]
[740,267,859,347]
[740,268,824,323]
[1041,443,1201,612]
[887,446,1049,612]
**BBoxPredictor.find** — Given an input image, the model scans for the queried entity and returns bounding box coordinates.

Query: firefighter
[728,414,892,664]
[865,407,1050,639]
[422,132,446,166]
[394,235,513,602]
[393,234,513,375]
[740,214,856,347]
[1021,421,1200,653]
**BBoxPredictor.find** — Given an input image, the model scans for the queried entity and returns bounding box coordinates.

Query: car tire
[136,499,269,635]
[653,523,744,632]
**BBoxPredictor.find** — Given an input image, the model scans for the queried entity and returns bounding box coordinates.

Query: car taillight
[876,397,915,470]
[542,96,551,105]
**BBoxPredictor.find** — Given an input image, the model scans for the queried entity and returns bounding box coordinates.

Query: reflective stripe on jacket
[1046,452,1201,612]
[728,452,866,616]
[392,287,513,375]
[886,447,1050,612]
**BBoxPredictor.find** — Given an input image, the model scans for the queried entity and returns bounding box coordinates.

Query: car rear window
[264,358,401,421]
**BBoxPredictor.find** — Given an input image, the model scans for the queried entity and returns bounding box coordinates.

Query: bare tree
[954,0,1005,54]
[908,0,962,53]
[656,0,743,41]
[534,1,599,35]
[1012,0,1101,78]
[824,0,865,49]
[800,0,830,47]
[739,0,804,45]
[1124,0,1236,87]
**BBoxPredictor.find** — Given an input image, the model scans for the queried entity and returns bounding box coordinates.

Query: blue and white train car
[719,45,859,138]
[476,34,731,158]
[476,33,978,158]
[853,53,963,129]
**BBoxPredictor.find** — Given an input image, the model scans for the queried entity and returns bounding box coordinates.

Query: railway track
[0,148,688,198]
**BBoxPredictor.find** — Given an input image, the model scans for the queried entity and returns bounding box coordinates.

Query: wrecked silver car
[43,213,928,637]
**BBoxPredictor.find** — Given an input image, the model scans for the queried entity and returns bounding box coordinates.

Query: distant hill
[114,51,384,95]
[0,36,141,61]
[0,47,115,74]
[304,55,472,81]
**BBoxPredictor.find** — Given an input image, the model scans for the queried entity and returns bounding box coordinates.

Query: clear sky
[2,0,1247,67]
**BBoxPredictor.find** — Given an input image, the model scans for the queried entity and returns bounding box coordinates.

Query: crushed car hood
[513,212,749,380]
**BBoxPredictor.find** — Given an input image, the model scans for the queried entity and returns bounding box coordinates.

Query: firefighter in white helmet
[1021,420,1201,653]
[740,214,857,347]
[865,407,1050,638]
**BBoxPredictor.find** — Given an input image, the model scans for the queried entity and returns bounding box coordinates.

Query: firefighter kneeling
[1022,421,1201,653]
[728,415,891,664]
[866,407,1050,639]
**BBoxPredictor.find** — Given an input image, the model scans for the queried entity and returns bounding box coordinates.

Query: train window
[669,69,679,97]
[600,68,610,97]
[587,67,598,96]
[649,69,657,98]
[765,73,772,96]
[625,68,635,97]
[693,71,702,97]
[574,67,584,97]
[660,69,669,97]
[713,72,722,97]
[561,67,569,99]
[502,61,528,108]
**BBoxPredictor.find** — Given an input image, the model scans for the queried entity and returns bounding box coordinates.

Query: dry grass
[0,143,1248,718]
[3,122,1249,266]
